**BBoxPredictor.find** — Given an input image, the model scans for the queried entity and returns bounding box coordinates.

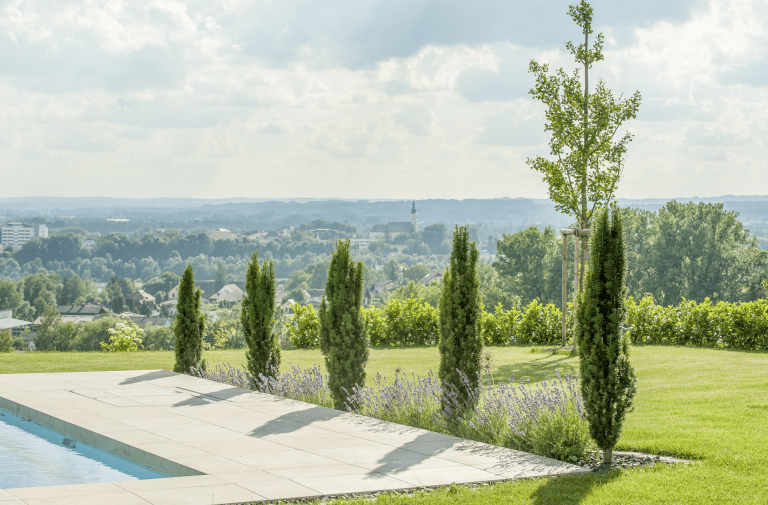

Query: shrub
[518,300,561,345]
[101,319,144,352]
[287,303,320,349]
[439,225,482,408]
[577,206,636,466]
[242,253,280,378]
[626,295,768,350]
[480,304,520,346]
[384,297,439,346]
[319,239,368,410]
[363,306,387,346]
[174,265,205,374]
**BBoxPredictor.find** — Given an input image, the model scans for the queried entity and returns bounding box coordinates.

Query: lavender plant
[192,363,592,463]
[191,362,333,408]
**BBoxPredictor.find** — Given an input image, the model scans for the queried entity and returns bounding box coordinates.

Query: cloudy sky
[1,0,766,199]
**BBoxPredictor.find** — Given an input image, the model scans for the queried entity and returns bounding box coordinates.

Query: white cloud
[0,0,766,199]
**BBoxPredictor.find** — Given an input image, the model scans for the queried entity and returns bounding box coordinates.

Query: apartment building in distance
[0,223,48,248]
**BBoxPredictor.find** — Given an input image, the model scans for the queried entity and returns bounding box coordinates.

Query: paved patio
[0,370,588,504]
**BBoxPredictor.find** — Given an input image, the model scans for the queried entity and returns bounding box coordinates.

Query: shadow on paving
[367,431,453,476]
[531,469,617,505]
[118,370,177,385]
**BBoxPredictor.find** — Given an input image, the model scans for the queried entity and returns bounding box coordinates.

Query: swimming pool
[0,409,166,489]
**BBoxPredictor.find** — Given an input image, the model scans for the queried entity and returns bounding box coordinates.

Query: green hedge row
[626,296,768,349]
[288,294,768,350]
[288,298,571,348]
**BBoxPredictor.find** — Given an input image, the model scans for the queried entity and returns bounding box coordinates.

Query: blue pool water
[0,409,166,489]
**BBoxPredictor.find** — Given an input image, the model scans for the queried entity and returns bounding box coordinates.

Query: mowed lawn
[1,346,767,504]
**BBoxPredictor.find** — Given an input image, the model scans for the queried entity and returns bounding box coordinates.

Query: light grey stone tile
[266,464,372,480]
[237,479,321,500]
[293,473,414,494]
[383,466,505,487]
[230,451,343,471]
[262,432,381,451]
[23,493,152,505]
[114,475,228,492]
[134,484,262,505]
[173,455,261,475]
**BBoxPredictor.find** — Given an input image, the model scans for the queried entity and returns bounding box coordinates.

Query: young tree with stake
[577,206,637,466]
[241,252,280,379]
[528,1,641,287]
[319,239,368,410]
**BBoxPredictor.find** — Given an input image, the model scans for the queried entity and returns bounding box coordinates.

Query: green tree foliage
[173,265,205,374]
[241,253,280,379]
[621,203,767,304]
[577,207,637,465]
[34,307,64,351]
[494,226,574,305]
[319,239,368,410]
[383,258,403,285]
[142,272,180,297]
[527,1,641,280]
[59,275,93,305]
[111,296,124,314]
[478,263,520,311]
[286,303,320,349]
[0,280,23,313]
[422,224,447,254]
[403,264,430,283]
[214,263,228,292]
[438,226,482,408]
[388,281,441,307]
[17,272,61,317]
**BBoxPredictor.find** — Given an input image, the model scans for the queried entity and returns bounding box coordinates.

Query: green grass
[2,345,767,503]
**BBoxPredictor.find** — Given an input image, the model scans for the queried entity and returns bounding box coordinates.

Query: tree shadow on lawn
[494,354,579,383]
[531,469,620,505]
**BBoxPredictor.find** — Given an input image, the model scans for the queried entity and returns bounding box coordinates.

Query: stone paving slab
[0,370,589,504]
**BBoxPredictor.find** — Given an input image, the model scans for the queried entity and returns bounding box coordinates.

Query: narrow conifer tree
[577,206,637,466]
[438,225,482,409]
[242,252,280,379]
[319,239,367,410]
[174,265,204,374]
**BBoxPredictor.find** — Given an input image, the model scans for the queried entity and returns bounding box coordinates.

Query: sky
[1,0,767,200]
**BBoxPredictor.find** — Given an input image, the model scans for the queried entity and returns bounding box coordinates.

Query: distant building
[368,201,418,240]
[1,223,47,248]
[56,304,109,320]
[373,279,396,295]
[306,289,325,304]
[128,290,157,311]
[419,272,443,285]
[210,229,236,240]
[210,284,245,304]
[0,310,32,347]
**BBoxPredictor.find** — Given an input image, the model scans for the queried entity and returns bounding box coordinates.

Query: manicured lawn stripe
[1,345,766,503]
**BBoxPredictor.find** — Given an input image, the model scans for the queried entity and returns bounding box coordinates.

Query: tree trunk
[580,27,590,290]
[603,447,613,466]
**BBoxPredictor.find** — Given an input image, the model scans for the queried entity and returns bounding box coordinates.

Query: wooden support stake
[574,235,580,347]
[562,232,568,347]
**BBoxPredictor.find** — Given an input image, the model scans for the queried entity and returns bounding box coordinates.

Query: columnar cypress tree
[241,252,280,379]
[577,206,637,465]
[319,239,367,410]
[439,225,482,408]
[174,265,205,374]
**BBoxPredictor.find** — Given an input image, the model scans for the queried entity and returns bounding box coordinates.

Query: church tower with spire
[410,200,418,232]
